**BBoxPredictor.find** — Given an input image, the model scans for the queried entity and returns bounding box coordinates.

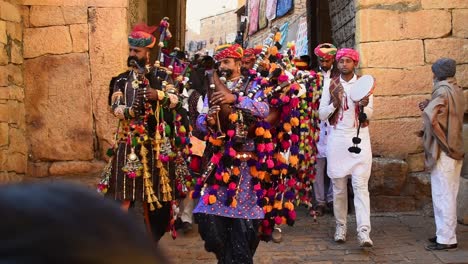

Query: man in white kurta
[313,43,340,215]
[318,48,374,247]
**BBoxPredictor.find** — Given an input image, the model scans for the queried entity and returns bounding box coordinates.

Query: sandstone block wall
[356,0,468,211]
[199,9,239,53]
[0,0,132,182]
[0,0,26,183]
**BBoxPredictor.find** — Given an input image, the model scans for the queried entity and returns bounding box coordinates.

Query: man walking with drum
[318,48,374,247]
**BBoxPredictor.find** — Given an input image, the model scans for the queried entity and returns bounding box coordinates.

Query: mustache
[217,69,233,78]
[127,56,146,68]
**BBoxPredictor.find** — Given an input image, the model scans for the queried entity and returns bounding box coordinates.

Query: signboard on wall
[295,16,308,57]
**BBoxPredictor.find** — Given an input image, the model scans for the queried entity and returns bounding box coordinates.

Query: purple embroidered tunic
[193,80,269,219]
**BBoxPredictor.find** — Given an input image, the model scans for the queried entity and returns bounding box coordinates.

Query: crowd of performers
[97,20,376,263]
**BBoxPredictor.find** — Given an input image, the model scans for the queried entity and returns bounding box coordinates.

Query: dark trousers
[195,213,260,264]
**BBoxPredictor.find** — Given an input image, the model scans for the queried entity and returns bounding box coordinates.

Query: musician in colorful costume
[318,48,374,247]
[98,22,191,242]
[191,44,269,263]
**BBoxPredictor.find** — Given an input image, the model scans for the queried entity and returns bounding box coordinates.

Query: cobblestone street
[160,208,468,264]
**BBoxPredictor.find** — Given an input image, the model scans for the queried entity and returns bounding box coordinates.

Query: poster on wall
[258,0,268,30]
[279,22,289,48]
[248,0,260,35]
[295,16,309,57]
[276,0,293,18]
[265,0,277,21]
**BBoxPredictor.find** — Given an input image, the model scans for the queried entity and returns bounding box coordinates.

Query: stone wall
[199,9,239,53]
[355,0,468,211]
[246,0,308,47]
[0,0,26,183]
[17,0,129,180]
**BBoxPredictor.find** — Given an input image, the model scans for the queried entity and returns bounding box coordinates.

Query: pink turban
[336,48,359,63]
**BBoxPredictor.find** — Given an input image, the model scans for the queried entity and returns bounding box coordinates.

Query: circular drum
[349,75,375,102]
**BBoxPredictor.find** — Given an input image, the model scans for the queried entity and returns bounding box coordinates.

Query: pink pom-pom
[261,78,269,85]
[281,141,290,150]
[202,195,209,204]
[281,95,290,103]
[290,97,300,108]
[275,216,282,225]
[267,188,276,197]
[228,182,237,191]
[270,98,278,105]
[229,148,236,157]
[290,134,299,143]
[262,219,270,227]
[265,143,274,152]
[288,210,297,220]
[266,159,274,169]
[257,143,265,152]
[215,172,222,181]
[227,130,235,138]
[212,184,220,191]
[197,178,203,185]
[278,74,288,83]
[287,178,296,188]
[249,69,257,75]
[278,184,285,192]
[211,153,221,164]
[254,183,262,191]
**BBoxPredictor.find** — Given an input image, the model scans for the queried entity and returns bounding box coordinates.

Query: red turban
[128,23,157,48]
[314,43,337,59]
[242,47,261,62]
[214,44,244,61]
[336,48,359,63]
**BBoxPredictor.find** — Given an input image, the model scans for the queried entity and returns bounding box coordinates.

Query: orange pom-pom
[230,198,238,208]
[290,117,299,127]
[274,201,283,210]
[208,195,217,204]
[264,205,273,213]
[232,167,240,176]
[263,129,272,139]
[272,169,280,175]
[282,216,287,225]
[290,155,299,166]
[223,172,230,183]
[274,32,281,42]
[229,113,238,122]
[258,171,265,180]
[284,201,294,211]
[255,127,265,136]
[283,123,292,132]
[209,137,223,146]
[281,168,288,175]
[250,166,258,177]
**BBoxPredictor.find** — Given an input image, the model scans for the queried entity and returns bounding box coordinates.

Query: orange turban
[214,44,244,61]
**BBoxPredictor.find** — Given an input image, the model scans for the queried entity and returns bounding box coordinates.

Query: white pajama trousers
[178,196,194,224]
[313,158,333,205]
[431,151,462,245]
[327,128,372,232]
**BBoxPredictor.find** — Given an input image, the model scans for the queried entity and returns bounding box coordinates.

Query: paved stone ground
[160,208,468,264]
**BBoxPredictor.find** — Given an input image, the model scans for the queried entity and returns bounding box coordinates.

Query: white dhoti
[431,151,462,245]
[327,127,372,232]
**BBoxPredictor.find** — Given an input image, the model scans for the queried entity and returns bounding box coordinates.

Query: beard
[240,66,250,77]
[217,68,233,79]
[127,56,147,69]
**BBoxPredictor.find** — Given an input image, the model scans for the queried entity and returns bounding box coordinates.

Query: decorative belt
[235,152,257,161]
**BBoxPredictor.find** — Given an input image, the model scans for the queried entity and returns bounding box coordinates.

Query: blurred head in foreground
[0,182,168,264]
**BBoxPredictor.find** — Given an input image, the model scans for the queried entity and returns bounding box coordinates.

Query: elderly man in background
[419,58,465,251]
